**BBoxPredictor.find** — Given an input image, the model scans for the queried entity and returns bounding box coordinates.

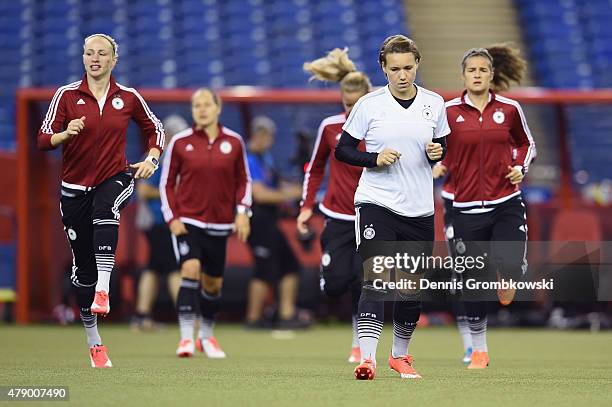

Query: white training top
[343,84,450,217]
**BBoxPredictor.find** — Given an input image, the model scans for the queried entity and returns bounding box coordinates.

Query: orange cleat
[348,346,361,363]
[89,345,112,368]
[90,291,110,316]
[196,336,226,358]
[354,358,376,380]
[388,354,422,379]
[497,272,516,306]
[467,351,490,369]
[176,339,195,357]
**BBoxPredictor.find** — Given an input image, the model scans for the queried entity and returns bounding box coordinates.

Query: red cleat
[348,346,361,363]
[388,353,422,379]
[467,351,490,369]
[176,339,195,357]
[354,358,376,380]
[89,345,112,368]
[90,291,110,316]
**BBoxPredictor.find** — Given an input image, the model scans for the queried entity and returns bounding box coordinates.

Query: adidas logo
[77,98,85,105]
[456,115,465,122]
[185,144,194,151]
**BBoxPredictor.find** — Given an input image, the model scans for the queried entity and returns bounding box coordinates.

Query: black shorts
[248,215,299,283]
[355,203,435,246]
[172,224,228,278]
[59,171,134,287]
[453,195,528,283]
[319,218,361,297]
[145,223,178,274]
[355,203,434,299]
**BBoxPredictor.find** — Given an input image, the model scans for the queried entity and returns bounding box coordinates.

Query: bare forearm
[147,148,160,159]
[50,131,68,147]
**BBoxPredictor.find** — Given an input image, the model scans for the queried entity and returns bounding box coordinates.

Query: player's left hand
[505,165,524,185]
[130,160,156,179]
[234,213,250,242]
[426,142,443,161]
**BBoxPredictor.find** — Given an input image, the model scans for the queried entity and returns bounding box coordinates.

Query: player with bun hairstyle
[441,44,536,369]
[299,48,371,363]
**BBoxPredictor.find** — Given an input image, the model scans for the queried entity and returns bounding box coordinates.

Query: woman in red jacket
[442,45,536,369]
[38,33,164,368]
[160,88,251,358]
[298,48,371,363]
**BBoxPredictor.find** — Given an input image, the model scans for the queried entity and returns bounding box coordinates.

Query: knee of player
[92,207,116,221]
[323,279,350,298]
[201,275,223,294]
[180,259,201,279]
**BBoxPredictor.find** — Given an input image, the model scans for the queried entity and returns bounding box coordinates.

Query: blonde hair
[191,87,222,108]
[303,48,371,94]
[83,33,119,59]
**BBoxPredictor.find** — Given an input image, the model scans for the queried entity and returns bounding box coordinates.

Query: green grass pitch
[1,324,611,406]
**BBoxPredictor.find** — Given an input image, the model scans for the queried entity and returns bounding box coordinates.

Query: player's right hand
[169,219,188,236]
[64,116,86,141]
[432,164,448,179]
[376,148,401,167]
[297,208,313,234]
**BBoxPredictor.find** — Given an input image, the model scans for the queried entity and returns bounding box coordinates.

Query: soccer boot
[462,347,473,364]
[176,339,195,357]
[196,336,226,358]
[348,346,361,363]
[467,351,490,369]
[354,358,376,380]
[90,291,110,316]
[388,353,422,379]
[89,345,113,368]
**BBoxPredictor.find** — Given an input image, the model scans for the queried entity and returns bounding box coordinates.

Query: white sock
[351,315,359,348]
[198,316,215,340]
[80,312,102,347]
[391,321,416,358]
[94,253,113,293]
[178,313,196,341]
[469,316,488,352]
[457,315,473,351]
[357,316,383,365]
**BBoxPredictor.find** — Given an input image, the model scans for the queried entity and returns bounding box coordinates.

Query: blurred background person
[299,48,371,362]
[131,114,189,331]
[245,116,309,330]
[161,88,251,358]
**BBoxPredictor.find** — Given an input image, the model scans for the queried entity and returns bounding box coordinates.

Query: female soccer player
[443,45,536,369]
[37,33,164,368]
[160,88,251,358]
[336,35,450,380]
[298,48,371,363]
[433,154,473,364]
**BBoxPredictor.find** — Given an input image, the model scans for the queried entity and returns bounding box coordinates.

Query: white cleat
[197,337,226,359]
[176,339,195,357]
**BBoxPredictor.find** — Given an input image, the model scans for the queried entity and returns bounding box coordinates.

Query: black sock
[391,300,420,357]
[176,278,200,341]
